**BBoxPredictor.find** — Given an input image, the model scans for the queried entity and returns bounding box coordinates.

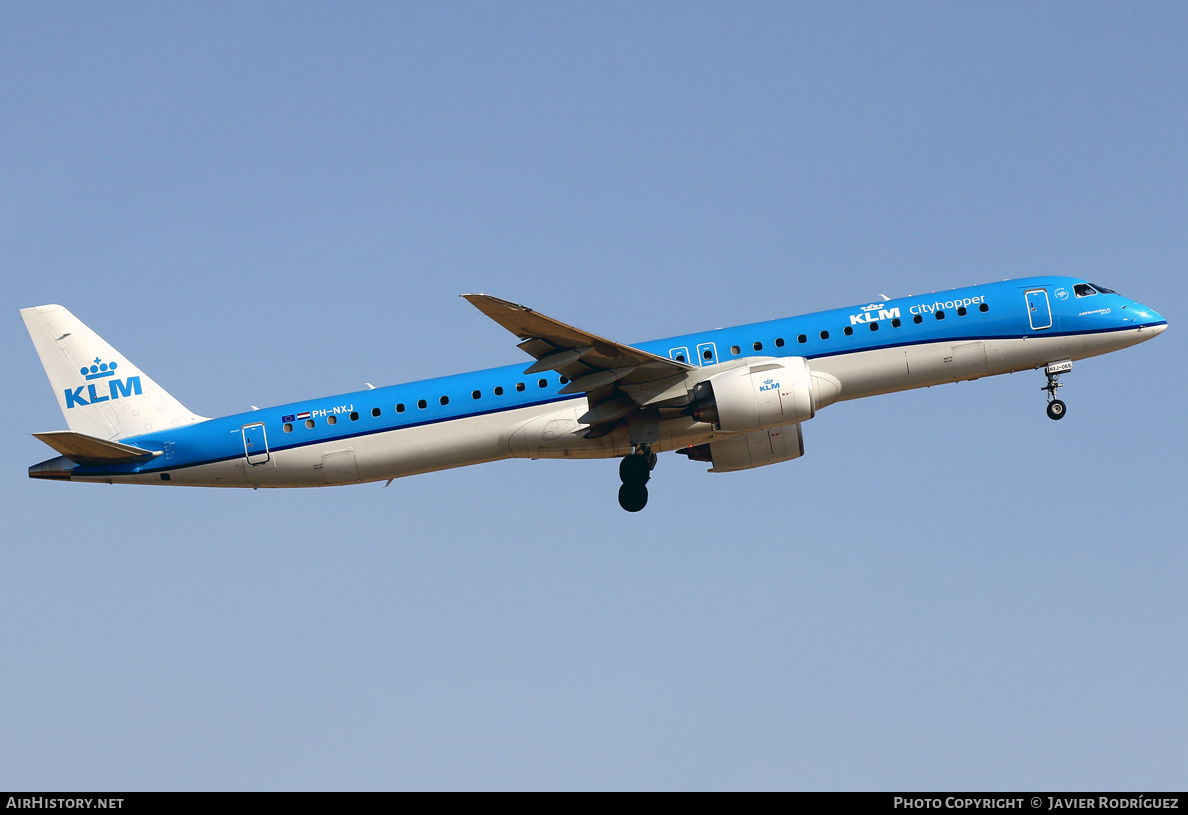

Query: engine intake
[690,358,816,433]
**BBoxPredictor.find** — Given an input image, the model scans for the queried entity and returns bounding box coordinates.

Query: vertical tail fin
[21,305,208,440]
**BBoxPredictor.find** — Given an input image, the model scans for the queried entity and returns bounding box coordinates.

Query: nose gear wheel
[1041,362,1072,421]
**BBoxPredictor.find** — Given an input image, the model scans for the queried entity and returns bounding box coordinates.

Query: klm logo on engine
[64,357,142,409]
[850,303,901,325]
[758,378,780,392]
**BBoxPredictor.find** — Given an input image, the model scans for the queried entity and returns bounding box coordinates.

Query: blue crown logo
[81,357,118,381]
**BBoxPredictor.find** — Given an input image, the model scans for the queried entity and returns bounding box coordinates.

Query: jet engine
[689,357,817,433]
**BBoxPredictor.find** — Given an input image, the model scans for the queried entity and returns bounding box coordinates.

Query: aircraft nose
[1140,304,1165,326]
[1127,301,1166,333]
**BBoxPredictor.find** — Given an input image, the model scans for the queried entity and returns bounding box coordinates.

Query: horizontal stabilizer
[32,431,159,465]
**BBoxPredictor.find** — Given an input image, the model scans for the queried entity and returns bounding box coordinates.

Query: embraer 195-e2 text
[22,277,1166,511]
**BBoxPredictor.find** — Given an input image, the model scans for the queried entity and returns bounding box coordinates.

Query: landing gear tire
[618,446,654,511]
[619,453,651,485]
[1041,361,1072,421]
[618,483,649,512]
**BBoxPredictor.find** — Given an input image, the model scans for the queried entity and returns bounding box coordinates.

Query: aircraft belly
[100,459,252,488]
[1067,326,1151,357]
[817,338,1051,400]
[816,330,1152,403]
[811,346,910,401]
[318,448,358,484]
[508,401,627,460]
[185,459,249,486]
[362,420,509,479]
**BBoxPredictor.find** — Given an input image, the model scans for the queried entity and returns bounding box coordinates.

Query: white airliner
[22,276,1166,511]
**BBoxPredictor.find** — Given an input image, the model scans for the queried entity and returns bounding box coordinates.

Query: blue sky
[2,2,1185,790]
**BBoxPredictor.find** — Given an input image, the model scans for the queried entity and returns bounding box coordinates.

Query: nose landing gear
[617,444,656,512]
[1042,359,1073,420]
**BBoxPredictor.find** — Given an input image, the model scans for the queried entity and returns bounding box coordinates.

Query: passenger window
[869,322,879,331]
[472,390,481,400]
[936,310,945,320]
[559,376,569,385]
[538,378,547,388]
[396,403,405,413]
[820,330,829,340]
[372,407,381,417]
[703,349,713,360]
[327,415,337,425]
[775,338,784,348]
[957,306,967,316]
[980,303,989,312]
[516,382,525,392]
[913,315,923,324]
[753,341,763,351]
[843,326,853,336]
[798,334,807,344]
[417,400,426,409]
[494,386,504,396]
[892,318,901,328]
[283,423,293,433]
[350,411,359,421]
[305,419,315,429]
[439,396,449,406]
[730,346,740,355]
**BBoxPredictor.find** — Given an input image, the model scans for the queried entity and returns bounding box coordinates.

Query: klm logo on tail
[64,358,142,408]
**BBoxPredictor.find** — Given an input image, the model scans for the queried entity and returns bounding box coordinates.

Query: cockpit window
[1090,283,1116,294]
[1074,284,1098,297]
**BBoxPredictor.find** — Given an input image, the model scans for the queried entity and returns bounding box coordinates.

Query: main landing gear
[1042,360,1073,421]
[618,444,657,512]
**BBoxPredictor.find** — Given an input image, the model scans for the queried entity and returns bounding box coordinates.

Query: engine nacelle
[690,357,816,433]
[679,424,805,473]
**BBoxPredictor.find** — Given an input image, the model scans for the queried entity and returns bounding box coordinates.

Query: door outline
[1025,289,1052,330]
[242,422,270,465]
[696,342,718,366]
